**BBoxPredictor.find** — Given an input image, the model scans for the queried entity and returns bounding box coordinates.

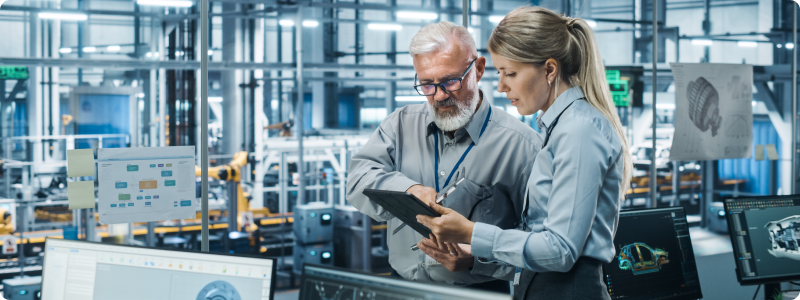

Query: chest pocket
[440,179,518,230]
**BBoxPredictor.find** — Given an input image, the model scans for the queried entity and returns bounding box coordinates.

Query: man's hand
[417,235,474,272]
[406,185,437,206]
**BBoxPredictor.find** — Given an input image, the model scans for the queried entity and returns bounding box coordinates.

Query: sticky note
[754,145,764,161]
[68,181,95,209]
[766,144,779,161]
[67,149,95,177]
[139,180,158,189]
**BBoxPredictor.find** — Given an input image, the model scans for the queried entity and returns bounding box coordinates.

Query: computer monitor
[41,238,276,300]
[299,264,512,300]
[724,195,800,285]
[603,207,703,300]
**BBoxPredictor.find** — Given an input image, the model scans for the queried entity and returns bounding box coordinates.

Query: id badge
[513,267,522,286]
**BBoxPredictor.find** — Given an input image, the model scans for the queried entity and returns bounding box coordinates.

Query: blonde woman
[416,6,632,300]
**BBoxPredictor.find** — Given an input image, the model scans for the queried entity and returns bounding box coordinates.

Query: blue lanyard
[433,107,492,192]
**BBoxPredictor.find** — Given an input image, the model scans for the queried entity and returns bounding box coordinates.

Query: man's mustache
[434,98,458,108]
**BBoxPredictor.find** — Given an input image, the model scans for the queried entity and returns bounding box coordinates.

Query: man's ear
[474,56,487,83]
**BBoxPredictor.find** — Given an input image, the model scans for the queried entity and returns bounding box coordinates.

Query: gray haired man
[346,21,541,293]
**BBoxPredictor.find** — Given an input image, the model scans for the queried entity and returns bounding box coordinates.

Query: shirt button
[440,171,446,176]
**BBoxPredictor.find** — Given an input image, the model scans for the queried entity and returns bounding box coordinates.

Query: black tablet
[362,189,441,237]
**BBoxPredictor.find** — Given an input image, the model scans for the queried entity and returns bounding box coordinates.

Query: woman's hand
[416,202,475,245]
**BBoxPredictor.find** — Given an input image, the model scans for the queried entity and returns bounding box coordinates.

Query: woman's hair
[488,6,632,199]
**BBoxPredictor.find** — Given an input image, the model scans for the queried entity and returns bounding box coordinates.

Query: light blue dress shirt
[471,86,624,273]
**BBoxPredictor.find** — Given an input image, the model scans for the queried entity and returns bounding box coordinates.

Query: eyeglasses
[414,58,477,96]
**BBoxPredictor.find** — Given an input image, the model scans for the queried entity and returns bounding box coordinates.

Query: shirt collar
[426,90,489,145]
[536,86,585,131]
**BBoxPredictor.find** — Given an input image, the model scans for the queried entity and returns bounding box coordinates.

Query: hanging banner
[669,63,753,161]
[97,146,197,224]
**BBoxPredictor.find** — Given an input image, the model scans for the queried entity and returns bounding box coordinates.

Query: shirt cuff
[380,175,420,194]
[471,222,499,260]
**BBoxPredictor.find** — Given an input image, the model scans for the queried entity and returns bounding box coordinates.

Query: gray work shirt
[471,86,624,273]
[346,92,542,285]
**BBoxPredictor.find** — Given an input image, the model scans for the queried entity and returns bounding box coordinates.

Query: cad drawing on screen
[686,77,722,137]
[196,280,242,300]
[766,215,800,261]
[617,242,670,275]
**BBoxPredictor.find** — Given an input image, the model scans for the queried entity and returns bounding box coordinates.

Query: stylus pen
[436,177,466,204]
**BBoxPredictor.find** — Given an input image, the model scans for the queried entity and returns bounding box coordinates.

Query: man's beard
[427,86,479,132]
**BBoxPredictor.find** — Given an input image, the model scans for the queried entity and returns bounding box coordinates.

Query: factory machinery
[0,133,394,292]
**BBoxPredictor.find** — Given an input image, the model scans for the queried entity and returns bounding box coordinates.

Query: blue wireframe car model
[618,242,670,275]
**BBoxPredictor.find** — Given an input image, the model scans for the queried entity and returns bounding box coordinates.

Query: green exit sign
[606,70,630,107]
[0,66,29,80]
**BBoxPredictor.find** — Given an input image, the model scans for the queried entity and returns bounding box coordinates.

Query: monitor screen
[603,207,703,300]
[41,239,276,300]
[299,264,512,300]
[724,195,800,285]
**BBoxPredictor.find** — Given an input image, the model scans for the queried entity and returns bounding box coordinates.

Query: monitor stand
[764,283,781,300]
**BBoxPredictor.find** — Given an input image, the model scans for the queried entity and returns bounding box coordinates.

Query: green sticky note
[754,145,765,161]
[119,194,131,200]
[766,144,779,161]
[127,165,139,171]
[67,149,95,177]
[68,181,95,209]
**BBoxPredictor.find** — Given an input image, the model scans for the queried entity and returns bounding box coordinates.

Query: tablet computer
[362,189,440,237]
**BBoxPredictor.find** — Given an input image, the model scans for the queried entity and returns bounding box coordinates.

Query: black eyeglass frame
[413,58,477,96]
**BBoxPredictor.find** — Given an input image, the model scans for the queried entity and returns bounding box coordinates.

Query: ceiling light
[585,19,597,28]
[82,46,96,53]
[737,41,758,48]
[59,48,72,54]
[136,0,193,7]
[468,27,474,33]
[107,45,121,52]
[208,50,214,55]
[691,39,713,46]
[209,97,223,103]
[368,23,403,31]
[302,20,319,27]
[38,12,87,21]
[777,44,783,48]
[279,19,294,27]
[787,43,795,49]
[396,11,438,20]
[489,16,504,23]
[395,96,427,102]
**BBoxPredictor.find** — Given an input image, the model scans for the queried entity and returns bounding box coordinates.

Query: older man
[346,21,541,292]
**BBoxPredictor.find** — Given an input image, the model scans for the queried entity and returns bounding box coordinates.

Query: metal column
[649,0,658,208]
[793,4,797,194]
[462,0,469,27]
[296,6,306,207]
[200,0,210,252]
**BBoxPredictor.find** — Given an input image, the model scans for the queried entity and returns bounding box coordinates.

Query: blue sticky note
[161,170,173,177]
[110,204,117,207]
[115,182,127,189]
[145,196,151,199]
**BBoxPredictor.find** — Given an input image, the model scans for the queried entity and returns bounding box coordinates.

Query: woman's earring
[548,80,551,87]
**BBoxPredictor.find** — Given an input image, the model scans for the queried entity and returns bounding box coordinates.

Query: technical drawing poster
[669,63,753,161]
[97,146,196,224]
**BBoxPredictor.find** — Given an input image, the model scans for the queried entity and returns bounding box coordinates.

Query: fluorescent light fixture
[489,15,504,23]
[136,0,193,7]
[655,103,675,110]
[777,44,783,48]
[59,48,72,54]
[395,96,427,102]
[137,93,145,98]
[209,97,223,103]
[153,52,159,57]
[368,23,403,31]
[468,27,474,33]
[585,19,597,28]
[106,45,121,52]
[302,20,319,27]
[146,52,153,58]
[787,43,795,49]
[208,50,214,55]
[279,19,294,27]
[82,46,96,53]
[737,41,758,48]
[691,39,713,46]
[396,11,438,20]
[38,12,87,21]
